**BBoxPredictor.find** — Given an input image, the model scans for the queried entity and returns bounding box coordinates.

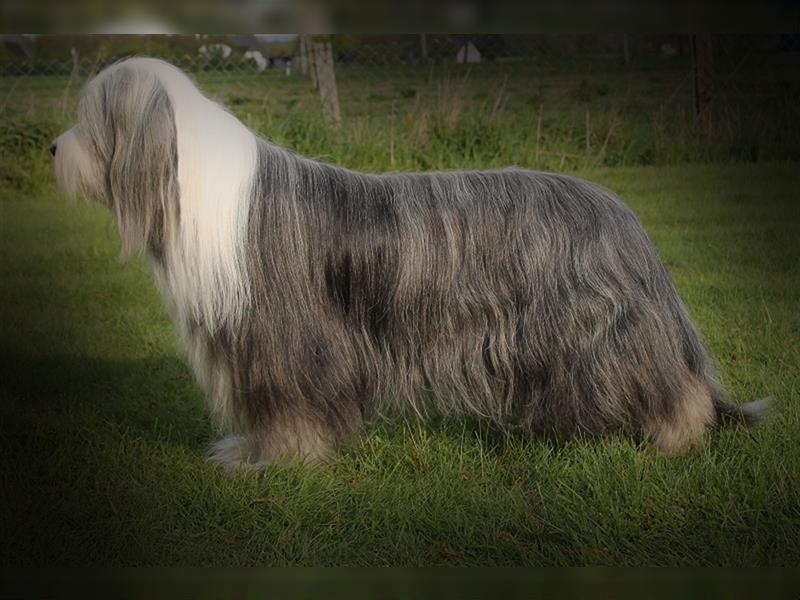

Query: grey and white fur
[52,57,772,470]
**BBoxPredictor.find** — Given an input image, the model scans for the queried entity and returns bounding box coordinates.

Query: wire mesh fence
[1,34,776,97]
[1,34,798,186]
[0,34,689,75]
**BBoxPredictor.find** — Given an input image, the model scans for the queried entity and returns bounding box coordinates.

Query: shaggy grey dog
[52,58,771,469]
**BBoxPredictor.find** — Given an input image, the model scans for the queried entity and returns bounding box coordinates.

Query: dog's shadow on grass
[0,352,212,447]
[1,352,589,466]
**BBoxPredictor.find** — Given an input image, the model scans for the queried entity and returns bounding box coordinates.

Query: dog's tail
[713,395,775,427]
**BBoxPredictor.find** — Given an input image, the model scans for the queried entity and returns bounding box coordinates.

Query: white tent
[456,41,481,64]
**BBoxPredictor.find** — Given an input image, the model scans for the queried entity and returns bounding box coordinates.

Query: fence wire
[2,35,798,174]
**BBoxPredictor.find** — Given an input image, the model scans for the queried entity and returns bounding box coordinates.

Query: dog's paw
[207,435,257,471]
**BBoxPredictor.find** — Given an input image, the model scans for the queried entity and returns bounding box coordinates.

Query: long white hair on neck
[119,58,257,333]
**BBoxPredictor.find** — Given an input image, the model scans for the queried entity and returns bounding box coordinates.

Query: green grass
[3,50,799,194]
[1,162,798,566]
[1,56,799,565]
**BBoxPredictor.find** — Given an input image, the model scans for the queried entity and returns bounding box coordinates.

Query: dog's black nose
[49,143,57,157]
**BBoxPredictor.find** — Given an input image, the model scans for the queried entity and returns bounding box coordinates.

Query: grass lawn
[1,161,798,566]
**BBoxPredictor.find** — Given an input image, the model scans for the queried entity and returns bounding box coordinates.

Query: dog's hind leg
[643,377,715,455]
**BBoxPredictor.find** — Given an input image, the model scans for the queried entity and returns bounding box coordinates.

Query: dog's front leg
[208,405,362,470]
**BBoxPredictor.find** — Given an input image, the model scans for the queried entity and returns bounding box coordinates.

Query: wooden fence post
[313,41,341,125]
[298,35,309,75]
[308,37,319,90]
[691,34,714,135]
[622,34,630,66]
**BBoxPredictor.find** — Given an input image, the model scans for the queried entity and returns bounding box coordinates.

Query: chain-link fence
[2,35,793,114]
[0,34,692,75]
[2,34,798,188]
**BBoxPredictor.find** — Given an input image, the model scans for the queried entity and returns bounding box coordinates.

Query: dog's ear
[103,67,179,259]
